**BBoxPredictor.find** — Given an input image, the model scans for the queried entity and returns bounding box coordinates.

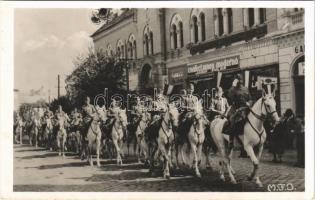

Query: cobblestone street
[14,143,304,192]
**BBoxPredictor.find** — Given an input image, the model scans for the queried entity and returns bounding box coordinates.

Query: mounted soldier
[80,97,96,159]
[225,74,253,149]
[177,83,199,143]
[210,86,229,117]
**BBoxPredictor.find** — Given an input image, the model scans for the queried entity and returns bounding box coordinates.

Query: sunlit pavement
[14,143,304,192]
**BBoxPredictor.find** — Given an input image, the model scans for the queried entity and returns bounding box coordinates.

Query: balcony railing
[290,10,304,25]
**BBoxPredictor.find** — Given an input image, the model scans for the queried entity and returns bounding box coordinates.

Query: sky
[14,9,101,108]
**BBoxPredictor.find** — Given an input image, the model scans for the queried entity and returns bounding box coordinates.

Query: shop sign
[298,62,305,76]
[168,66,187,85]
[188,56,240,78]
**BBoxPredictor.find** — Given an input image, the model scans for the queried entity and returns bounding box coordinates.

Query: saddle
[145,118,162,142]
[222,107,249,136]
[177,114,194,145]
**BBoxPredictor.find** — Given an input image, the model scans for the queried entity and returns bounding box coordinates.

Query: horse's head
[118,109,128,129]
[262,92,280,123]
[193,100,208,127]
[167,103,179,127]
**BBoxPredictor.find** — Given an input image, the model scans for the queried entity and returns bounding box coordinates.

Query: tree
[49,96,74,114]
[66,49,127,108]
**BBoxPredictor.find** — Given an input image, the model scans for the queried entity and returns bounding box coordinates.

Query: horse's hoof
[196,172,201,178]
[97,163,101,167]
[164,174,170,179]
[58,152,61,156]
[220,175,225,182]
[231,179,237,185]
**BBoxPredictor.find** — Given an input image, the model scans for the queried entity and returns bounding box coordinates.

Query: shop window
[179,22,184,48]
[200,12,206,41]
[292,56,305,117]
[227,8,233,33]
[259,8,266,24]
[248,8,255,27]
[217,8,224,36]
[192,16,198,43]
[172,24,178,49]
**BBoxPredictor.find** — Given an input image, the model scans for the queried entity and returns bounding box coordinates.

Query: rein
[247,98,276,145]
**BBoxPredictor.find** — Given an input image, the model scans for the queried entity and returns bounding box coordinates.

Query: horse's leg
[96,136,101,167]
[226,146,237,184]
[180,143,188,166]
[159,142,170,179]
[57,136,61,156]
[217,141,227,182]
[88,140,93,166]
[119,138,124,165]
[62,133,66,158]
[244,144,259,182]
[254,144,264,187]
[112,137,121,165]
[191,143,201,178]
[35,129,38,148]
[136,136,141,163]
[20,128,23,144]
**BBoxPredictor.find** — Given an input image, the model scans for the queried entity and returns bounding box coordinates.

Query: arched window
[200,12,206,41]
[217,8,224,36]
[150,31,154,55]
[192,16,198,43]
[143,25,153,56]
[179,21,184,48]
[170,14,184,49]
[248,8,255,27]
[128,34,136,59]
[117,47,121,58]
[259,8,266,24]
[172,24,178,49]
[144,34,149,56]
[227,8,233,33]
[133,40,137,59]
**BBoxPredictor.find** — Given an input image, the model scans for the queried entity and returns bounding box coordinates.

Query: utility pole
[48,89,51,104]
[57,74,60,99]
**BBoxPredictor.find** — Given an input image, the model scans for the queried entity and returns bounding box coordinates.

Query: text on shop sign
[188,56,239,75]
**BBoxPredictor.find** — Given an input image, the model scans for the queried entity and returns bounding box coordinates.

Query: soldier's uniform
[211,95,229,116]
[81,103,96,139]
[226,79,252,148]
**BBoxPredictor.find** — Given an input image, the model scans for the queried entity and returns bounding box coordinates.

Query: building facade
[91,8,305,117]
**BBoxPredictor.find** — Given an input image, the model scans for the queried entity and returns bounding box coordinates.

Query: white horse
[135,111,151,164]
[86,111,105,167]
[15,118,24,144]
[210,91,280,187]
[43,117,53,150]
[56,116,69,157]
[30,118,41,148]
[179,100,209,177]
[149,103,179,179]
[110,109,128,165]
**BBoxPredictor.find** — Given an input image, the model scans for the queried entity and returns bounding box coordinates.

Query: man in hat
[211,86,229,117]
[226,74,253,151]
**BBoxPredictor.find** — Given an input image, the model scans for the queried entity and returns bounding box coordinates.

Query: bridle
[249,97,277,122]
[247,97,277,145]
